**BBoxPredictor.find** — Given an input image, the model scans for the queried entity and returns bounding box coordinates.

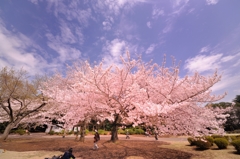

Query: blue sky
[0,0,239,102]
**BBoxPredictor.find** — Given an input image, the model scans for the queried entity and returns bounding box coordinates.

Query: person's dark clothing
[94,132,100,141]
[61,150,75,159]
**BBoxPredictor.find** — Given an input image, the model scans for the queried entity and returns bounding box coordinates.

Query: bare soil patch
[0,135,193,159]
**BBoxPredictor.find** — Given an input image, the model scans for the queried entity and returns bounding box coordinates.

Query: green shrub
[55,132,60,135]
[214,138,228,149]
[85,129,89,135]
[195,139,212,150]
[236,135,240,139]
[15,129,26,135]
[232,139,240,154]
[134,128,144,134]
[118,129,125,134]
[205,136,214,146]
[128,129,134,135]
[230,136,237,141]
[49,130,54,135]
[103,131,108,135]
[67,130,73,135]
[187,137,196,146]
[60,130,65,135]
[211,134,224,139]
[98,129,106,135]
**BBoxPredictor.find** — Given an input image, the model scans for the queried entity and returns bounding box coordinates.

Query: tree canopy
[42,53,229,141]
[0,67,50,140]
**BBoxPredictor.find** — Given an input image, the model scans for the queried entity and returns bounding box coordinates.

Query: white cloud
[184,54,222,73]
[152,8,164,19]
[103,21,112,30]
[172,0,189,8]
[199,45,210,53]
[184,52,240,102]
[102,16,114,31]
[46,1,92,27]
[188,8,195,14]
[59,20,77,44]
[220,55,235,63]
[206,0,219,5]
[94,0,145,16]
[28,0,38,5]
[145,44,156,54]
[45,33,81,62]
[102,39,127,67]
[163,22,172,33]
[147,21,151,28]
[171,0,189,15]
[0,19,47,75]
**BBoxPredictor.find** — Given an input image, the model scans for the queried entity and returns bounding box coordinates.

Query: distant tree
[233,95,240,107]
[210,102,232,109]
[0,67,49,141]
[208,95,240,131]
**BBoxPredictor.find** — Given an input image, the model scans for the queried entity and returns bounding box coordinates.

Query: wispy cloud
[160,0,190,34]
[0,19,47,75]
[184,54,222,73]
[102,16,114,31]
[199,45,210,53]
[152,8,164,19]
[206,0,219,5]
[147,21,151,28]
[45,33,81,63]
[184,52,240,102]
[94,0,145,16]
[40,1,93,27]
[162,20,172,33]
[28,0,38,5]
[171,0,189,15]
[146,44,156,54]
[102,39,128,67]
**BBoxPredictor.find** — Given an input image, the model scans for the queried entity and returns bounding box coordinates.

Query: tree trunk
[75,127,80,140]
[1,122,15,141]
[62,128,66,138]
[110,114,121,142]
[79,125,85,142]
[111,123,119,142]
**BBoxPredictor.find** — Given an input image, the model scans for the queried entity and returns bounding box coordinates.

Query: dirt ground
[0,134,193,159]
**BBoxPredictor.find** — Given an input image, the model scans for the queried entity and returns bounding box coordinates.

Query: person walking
[154,129,159,140]
[93,130,100,150]
[126,130,130,139]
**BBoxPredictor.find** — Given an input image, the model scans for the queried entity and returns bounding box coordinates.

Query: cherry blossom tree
[0,67,49,141]
[134,56,229,136]
[43,53,229,141]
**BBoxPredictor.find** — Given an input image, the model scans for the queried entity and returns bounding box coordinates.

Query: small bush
[187,137,196,146]
[128,129,134,135]
[55,132,60,135]
[211,134,224,139]
[98,129,106,135]
[195,139,212,150]
[232,139,240,154]
[67,130,73,135]
[230,136,237,141]
[214,138,228,149]
[49,130,54,135]
[118,129,125,134]
[85,129,89,135]
[15,129,26,135]
[205,136,214,146]
[103,131,108,135]
[134,128,144,134]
